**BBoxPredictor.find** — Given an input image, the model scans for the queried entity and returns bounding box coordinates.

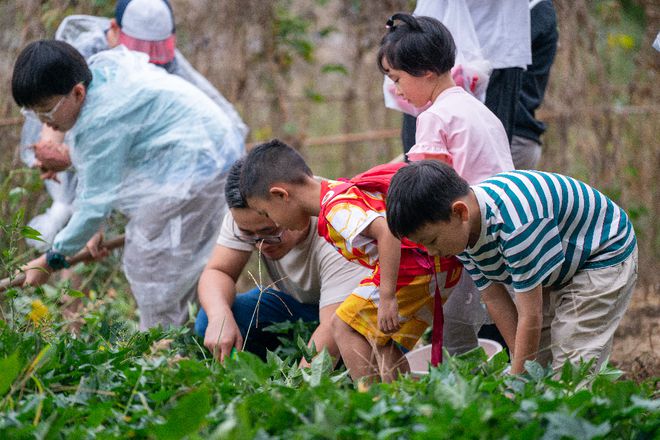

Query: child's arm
[406,151,453,165]
[482,283,543,374]
[511,286,543,374]
[481,283,518,352]
[21,254,53,287]
[363,217,401,334]
[406,111,454,165]
[33,125,70,181]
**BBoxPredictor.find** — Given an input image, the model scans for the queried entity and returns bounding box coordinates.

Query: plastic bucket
[405,338,504,376]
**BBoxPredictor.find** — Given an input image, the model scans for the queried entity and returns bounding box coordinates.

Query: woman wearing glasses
[196,159,370,364]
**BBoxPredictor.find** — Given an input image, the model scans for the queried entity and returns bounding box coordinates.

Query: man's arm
[363,216,401,334]
[198,244,251,362]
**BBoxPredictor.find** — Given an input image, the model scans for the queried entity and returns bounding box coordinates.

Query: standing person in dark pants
[466,0,531,144]
[511,0,559,169]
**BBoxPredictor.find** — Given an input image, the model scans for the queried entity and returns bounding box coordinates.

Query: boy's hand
[32,140,71,175]
[378,296,400,334]
[363,217,403,335]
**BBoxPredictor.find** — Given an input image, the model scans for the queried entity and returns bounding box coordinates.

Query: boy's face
[247,193,310,232]
[407,213,471,258]
[29,84,85,132]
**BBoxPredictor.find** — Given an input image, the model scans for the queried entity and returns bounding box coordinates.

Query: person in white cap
[108,0,178,67]
[21,0,247,255]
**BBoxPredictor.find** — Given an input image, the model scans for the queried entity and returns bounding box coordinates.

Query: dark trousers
[195,287,319,360]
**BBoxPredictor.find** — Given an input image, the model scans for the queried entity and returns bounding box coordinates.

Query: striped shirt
[458,171,637,292]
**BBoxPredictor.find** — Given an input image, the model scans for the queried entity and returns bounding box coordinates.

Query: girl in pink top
[378,13,514,184]
[378,13,515,360]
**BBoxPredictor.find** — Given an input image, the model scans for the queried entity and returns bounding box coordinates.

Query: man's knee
[231,289,263,334]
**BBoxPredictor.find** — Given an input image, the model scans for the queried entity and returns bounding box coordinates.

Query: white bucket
[405,338,504,376]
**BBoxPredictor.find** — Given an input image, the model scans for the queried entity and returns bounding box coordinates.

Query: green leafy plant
[0,213,657,439]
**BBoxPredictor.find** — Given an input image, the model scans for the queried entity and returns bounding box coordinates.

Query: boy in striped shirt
[386,161,638,374]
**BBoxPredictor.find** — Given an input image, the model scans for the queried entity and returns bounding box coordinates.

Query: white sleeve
[315,238,370,308]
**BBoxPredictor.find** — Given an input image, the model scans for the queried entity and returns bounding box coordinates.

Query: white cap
[116,0,176,64]
[116,0,175,41]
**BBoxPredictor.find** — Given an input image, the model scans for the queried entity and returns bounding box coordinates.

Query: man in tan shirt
[196,159,369,363]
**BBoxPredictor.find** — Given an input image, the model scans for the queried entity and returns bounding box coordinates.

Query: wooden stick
[0,235,125,293]
[0,117,22,127]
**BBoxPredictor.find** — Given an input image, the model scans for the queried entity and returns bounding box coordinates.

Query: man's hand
[204,311,243,362]
[377,296,400,334]
[22,254,52,287]
[32,140,71,179]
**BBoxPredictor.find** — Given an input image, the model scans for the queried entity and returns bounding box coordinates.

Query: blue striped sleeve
[501,219,566,291]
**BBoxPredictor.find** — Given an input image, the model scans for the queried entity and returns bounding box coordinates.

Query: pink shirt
[407,86,514,184]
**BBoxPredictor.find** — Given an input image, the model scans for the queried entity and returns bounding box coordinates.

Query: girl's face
[381,57,434,108]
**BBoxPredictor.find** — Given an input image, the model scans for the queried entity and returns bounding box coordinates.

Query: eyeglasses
[232,222,284,245]
[20,94,67,123]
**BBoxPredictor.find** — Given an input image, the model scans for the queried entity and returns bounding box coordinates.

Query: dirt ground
[610,285,659,382]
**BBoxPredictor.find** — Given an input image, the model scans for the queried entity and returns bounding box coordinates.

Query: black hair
[240,139,313,202]
[377,13,456,77]
[386,160,470,238]
[12,40,92,108]
[225,157,247,209]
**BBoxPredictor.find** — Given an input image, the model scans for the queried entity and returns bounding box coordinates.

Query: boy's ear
[269,185,289,201]
[72,83,86,105]
[452,200,470,221]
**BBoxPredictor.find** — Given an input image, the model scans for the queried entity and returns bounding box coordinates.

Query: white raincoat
[21,15,247,251]
[52,47,244,329]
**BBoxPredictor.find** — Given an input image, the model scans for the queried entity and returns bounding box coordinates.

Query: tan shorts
[537,246,638,370]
